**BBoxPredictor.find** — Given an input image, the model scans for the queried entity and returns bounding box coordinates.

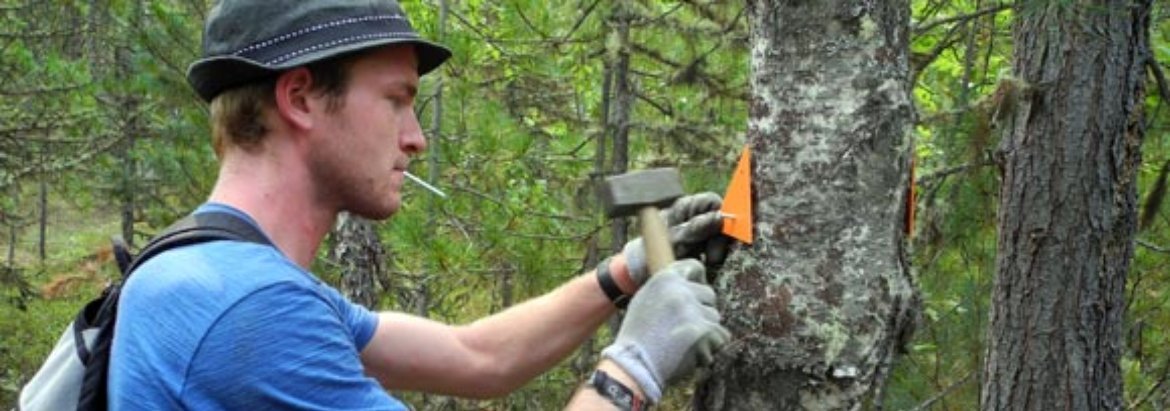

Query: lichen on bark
[696,1,919,410]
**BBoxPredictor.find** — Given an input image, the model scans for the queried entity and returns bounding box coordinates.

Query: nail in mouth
[402,171,447,198]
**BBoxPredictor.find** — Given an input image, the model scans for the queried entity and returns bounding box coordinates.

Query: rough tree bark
[608,0,634,256]
[605,0,635,337]
[696,1,918,409]
[981,2,1151,410]
[116,26,139,249]
[331,212,386,308]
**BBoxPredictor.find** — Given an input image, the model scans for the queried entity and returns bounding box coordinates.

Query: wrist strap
[589,370,648,411]
[596,258,631,309]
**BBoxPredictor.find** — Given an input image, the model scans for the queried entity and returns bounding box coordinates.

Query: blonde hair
[210,80,275,157]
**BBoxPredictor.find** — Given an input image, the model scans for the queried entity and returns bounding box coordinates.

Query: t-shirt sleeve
[179,282,404,410]
[318,283,380,350]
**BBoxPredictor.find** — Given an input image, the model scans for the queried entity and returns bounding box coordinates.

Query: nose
[401,110,426,154]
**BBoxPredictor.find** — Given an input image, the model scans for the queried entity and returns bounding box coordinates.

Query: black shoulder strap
[76,211,272,411]
[121,211,273,278]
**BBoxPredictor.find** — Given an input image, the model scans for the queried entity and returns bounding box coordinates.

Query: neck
[208,141,335,269]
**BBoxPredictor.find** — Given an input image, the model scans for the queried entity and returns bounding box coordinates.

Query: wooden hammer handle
[637,206,675,274]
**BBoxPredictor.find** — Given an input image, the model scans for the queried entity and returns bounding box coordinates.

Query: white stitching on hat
[266,32,419,65]
[233,15,407,56]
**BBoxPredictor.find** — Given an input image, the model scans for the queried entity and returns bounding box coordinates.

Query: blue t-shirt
[109,203,406,410]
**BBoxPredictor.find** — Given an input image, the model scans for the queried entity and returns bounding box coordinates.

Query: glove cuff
[601,343,664,403]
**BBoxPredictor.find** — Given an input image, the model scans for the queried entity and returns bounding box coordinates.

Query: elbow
[460,357,522,399]
[457,333,527,398]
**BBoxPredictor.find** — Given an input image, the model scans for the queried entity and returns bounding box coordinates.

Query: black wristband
[596,258,631,309]
[589,369,648,411]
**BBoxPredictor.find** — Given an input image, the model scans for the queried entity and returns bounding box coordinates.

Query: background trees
[2,1,1169,409]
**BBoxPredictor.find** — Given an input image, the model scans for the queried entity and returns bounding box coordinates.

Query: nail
[403,171,447,198]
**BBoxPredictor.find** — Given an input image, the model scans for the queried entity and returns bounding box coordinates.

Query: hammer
[599,168,684,274]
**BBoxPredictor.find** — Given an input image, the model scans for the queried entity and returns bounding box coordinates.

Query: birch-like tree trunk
[981,2,1151,410]
[696,1,918,409]
[331,212,385,308]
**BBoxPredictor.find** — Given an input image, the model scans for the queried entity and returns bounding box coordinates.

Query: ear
[273,67,316,131]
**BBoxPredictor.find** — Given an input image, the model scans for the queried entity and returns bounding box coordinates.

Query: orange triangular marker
[721,145,753,244]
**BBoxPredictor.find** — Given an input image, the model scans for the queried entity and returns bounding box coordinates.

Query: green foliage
[2,0,1169,409]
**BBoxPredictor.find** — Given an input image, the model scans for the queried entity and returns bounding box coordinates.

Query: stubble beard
[309,150,399,222]
[337,174,399,221]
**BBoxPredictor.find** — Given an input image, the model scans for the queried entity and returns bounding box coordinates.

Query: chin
[350,198,400,220]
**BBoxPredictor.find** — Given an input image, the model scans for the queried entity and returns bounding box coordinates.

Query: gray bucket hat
[187,0,451,102]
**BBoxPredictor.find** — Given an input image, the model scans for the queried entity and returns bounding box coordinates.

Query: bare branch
[449,183,592,222]
[1148,58,1170,106]
[913,4,1012,35]
[0,135,122,192]
[556,0,601,44]
[632,88,673,117]
[1127,356,1170,410]
[916,160,996,186]
[911,22,968,82]
[909,371,976,411]
[447,9,513,58]
[1137,239,1170,254]
[513,6,549,40]
[0,83,90,97]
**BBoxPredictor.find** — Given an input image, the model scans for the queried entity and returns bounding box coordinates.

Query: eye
[386,94,408,108]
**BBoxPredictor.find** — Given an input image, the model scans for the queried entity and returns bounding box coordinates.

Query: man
[108,0,732,409]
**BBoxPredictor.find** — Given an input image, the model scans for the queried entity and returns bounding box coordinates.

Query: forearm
[454,267,619,394]
[361,259,632,397]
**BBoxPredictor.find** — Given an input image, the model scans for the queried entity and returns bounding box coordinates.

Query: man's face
[308,45,424,219]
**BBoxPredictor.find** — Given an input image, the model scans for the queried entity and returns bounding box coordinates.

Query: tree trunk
[608,0,633,256]
[981,2,1150,410]
[38,165,47,262]
[696,1,918,409]
[605,1,635,336]
[331,212,386,308]
[116,0,140,248]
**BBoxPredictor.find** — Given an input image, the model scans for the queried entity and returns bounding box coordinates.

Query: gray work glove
[623,192,732,286]
[601,259,731,403]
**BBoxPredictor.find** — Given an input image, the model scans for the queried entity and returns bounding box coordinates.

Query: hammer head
[599,168,684,218]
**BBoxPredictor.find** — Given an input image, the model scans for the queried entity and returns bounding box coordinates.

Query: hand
[622,192,732,286]
[600,259,731,403]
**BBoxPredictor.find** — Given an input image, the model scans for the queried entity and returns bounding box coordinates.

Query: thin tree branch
[447,9,512,58]
[632,88,673,117]
[449,183,592,222]
[557,0,601,44]
[917,160,996,186]
[1127,356,1170,410]
[1137,239,1170,254]
[911,22,968,82]
[513,5,549,40]
[1149,58,1170,106]
[0,83,90,97]
[913,4,1012,35]
[0,135,122,192]
[909,371,976,411]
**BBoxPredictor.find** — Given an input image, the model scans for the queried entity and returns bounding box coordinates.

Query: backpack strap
[122,211,273,278]
[75,211,274,410]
